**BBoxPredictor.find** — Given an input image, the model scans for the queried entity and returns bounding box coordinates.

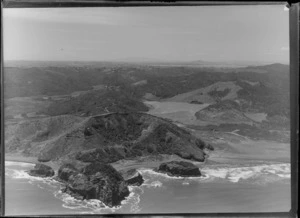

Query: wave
[137,163,290,185]
[124,186,143,213]
[200,163,290,183]
[6,161,290,214]
[182,181,190,185]
[8,168,59,185]
[5,161,60,188]
[55,190,118,213]
[142,180,163,188]
[6,164,142,214]
[55,186,143,214]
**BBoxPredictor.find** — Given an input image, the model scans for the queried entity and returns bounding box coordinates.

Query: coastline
[5,154,38,164]
[4,153,205,174]
[5,153,61,171]
[4,153,291,215]
[112,154,207,173]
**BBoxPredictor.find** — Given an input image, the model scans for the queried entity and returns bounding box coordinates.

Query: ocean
[5,161,291,215]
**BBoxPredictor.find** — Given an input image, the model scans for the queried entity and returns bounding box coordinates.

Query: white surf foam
[182,181,190,185]
[56,191,109,213]
[54,183,144,214]
[136,163,290,184]
[142,180,163,188]
[201,163,290,183]
[125,186,143,213]
[9,169,58,186]
[6,163,142,214]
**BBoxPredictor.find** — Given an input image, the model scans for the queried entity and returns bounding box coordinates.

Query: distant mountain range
[4,59,288,68]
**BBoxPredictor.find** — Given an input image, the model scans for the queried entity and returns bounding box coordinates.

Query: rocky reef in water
[157,161,201,177]
[28,163,55,177]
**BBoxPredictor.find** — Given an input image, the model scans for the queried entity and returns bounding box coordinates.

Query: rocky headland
[11,112,213,207]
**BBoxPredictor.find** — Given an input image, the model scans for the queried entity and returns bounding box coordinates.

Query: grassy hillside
[164,81,242,103]
[40,89,149,116]
[4,61,290,133]
[195,100,253,125]
[4,63,288,99]
[5,112,213,163]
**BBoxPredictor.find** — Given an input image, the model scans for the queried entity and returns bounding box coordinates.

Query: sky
[3,5,289,63]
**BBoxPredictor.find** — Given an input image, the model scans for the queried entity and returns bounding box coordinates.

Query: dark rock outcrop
[58,163,79,181]
[37,154,51,162]
[195,138,214,151]
[58,162,130,207]
[122,169,144,186]
[205,143,214,151]
[28,163,55,177]
[158,161,201,177]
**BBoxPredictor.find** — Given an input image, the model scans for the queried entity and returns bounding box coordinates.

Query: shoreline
[5,154,61,171]
[5,154,38,164]
[4,153,206,173]
[112,154,208,177]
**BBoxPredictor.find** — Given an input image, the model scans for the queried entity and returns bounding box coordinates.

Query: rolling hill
[4,61,290,144]
[164,81,242,104]
[195,100,254,125]
[5,112,213,164]
[39,89,149,117]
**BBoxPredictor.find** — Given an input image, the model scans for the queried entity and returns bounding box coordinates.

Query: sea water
[5,161,291,215]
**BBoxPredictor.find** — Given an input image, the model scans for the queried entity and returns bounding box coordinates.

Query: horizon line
[4,59,289,65]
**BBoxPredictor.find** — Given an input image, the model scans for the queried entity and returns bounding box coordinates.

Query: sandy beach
[5,153,61,171]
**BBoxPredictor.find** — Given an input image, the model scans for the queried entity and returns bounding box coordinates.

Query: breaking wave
[54,185,144,214]
[137,163,290,185]
[5,162,143,214]
[5,161,290,214]
[200,163,290,184]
